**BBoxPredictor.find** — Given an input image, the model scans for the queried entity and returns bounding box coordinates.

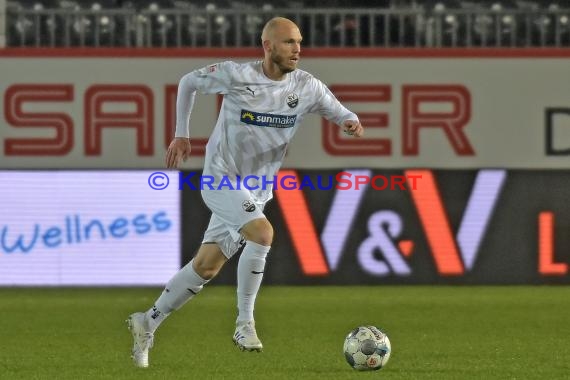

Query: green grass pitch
[1,286,569,379]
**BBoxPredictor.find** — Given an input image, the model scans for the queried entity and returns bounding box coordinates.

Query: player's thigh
[202,213,246,260]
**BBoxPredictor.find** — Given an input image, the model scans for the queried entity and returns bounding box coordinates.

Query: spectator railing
[5,6,570,48]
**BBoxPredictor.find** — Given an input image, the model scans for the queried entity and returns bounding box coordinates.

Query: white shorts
[201,188,267,259]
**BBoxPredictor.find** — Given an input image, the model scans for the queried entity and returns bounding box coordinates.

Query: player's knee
[192,258,222,280]
[241,218,273,246]
[192,249,225,280]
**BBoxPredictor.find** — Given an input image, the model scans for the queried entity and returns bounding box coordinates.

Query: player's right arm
[165,61,236,168]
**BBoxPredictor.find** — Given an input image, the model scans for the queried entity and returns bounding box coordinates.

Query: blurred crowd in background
[5,0,570,47]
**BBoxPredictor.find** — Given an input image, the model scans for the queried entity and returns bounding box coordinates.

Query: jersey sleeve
[174,61,237,138]
[307,76,359,126]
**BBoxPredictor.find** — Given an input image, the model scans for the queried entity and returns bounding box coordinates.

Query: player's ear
[262,39,271,52]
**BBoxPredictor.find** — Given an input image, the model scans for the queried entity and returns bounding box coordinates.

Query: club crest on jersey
[242,200,256,212]
[286,93,299,108]
[240,109,297,128]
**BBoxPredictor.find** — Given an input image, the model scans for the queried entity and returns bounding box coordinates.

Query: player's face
[270,26,302,74]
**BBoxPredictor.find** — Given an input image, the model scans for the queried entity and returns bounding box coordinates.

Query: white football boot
[233,320,263,352]
[126,312,154,368]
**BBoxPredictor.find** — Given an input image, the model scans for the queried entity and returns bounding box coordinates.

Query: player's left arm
[308,77,364,138]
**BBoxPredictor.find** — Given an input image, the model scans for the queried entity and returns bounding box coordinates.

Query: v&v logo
[274,169,506,277]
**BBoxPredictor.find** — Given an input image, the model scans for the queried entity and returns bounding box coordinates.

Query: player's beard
[271,51,296,74]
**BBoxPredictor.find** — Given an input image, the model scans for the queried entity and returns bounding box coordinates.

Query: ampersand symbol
[357,210,412,276]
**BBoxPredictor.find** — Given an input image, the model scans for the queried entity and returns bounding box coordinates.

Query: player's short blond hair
[261,17,299,42]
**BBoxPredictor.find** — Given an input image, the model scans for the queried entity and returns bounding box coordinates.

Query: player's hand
[342,120,363,138]
[166,137,191,168]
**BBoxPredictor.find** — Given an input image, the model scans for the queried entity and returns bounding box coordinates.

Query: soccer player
[127,16,363,368]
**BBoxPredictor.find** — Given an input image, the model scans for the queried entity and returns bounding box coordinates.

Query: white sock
[236,241,270,323]
[145,259,209,332]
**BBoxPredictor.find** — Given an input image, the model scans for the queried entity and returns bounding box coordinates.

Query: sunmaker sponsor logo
[240,109,297,128]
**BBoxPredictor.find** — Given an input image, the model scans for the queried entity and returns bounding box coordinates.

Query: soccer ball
[343,325,391,371]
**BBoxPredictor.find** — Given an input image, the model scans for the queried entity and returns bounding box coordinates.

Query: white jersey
[176,60,358,203]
